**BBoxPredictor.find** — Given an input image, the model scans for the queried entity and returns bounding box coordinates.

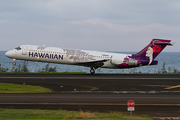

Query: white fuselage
[5,45,134,69]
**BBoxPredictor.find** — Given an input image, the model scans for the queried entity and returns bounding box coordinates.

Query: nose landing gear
[13,59,16,65]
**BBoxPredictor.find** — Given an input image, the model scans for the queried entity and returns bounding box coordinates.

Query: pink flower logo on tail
[152,45,161,53]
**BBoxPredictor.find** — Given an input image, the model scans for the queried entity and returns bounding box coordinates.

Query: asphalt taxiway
[0,73,179,117]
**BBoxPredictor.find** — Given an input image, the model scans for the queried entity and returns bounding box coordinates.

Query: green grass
[0,71,86,73]
[0,109,152,120]
[0,83,53,93]
[38,71,87,73]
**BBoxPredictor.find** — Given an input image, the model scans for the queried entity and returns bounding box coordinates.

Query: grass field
[0,83,53,93]
[0,109,152,120]
[38,71,87,73]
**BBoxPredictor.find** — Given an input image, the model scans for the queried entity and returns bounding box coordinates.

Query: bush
[10,61,29,73]
[0,64,9,72]
[40,63,57,72]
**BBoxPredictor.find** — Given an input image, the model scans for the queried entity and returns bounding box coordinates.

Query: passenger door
[22,46,27,55]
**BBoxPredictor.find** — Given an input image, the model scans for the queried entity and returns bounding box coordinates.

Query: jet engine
[111,55,138,66]
[110,57,123,66]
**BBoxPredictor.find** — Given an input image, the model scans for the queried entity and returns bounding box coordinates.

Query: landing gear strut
[90,68,95,74]
[13,59,16,65]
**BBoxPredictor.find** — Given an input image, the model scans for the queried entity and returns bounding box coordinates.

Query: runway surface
[0,73,180,117]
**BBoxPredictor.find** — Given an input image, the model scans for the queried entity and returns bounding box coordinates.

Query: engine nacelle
[111,55,138,66]
[110,57,123,66]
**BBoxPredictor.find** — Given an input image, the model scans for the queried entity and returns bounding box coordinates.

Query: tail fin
[133,39,172,65]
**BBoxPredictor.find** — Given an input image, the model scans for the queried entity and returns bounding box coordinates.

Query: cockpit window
[15,46,21,50]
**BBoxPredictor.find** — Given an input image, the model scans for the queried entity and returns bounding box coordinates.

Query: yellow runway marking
[143,85,169,87]
[142,85,180,89]
[165,85,180,89]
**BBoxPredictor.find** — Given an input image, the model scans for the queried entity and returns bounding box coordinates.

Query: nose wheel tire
[90,68,95,74]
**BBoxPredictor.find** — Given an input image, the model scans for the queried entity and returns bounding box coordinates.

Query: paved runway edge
[0,73,180,117]
[0,103,180,106]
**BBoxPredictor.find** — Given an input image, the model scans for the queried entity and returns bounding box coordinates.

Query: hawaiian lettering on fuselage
[29,52,63,60]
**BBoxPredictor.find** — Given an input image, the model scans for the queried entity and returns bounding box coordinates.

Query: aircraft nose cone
[5,51,12,58]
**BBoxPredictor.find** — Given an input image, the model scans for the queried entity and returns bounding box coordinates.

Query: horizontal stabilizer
[153,41,173,45]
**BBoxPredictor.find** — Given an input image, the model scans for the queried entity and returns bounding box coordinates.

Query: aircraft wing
[75,59,108,69]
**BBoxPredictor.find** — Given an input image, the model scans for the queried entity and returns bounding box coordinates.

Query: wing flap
[75,59,108,69]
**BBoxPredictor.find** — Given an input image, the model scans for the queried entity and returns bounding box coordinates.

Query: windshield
[15,46,21,50]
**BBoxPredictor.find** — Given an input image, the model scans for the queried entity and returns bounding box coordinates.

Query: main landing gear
[90,68,95,74]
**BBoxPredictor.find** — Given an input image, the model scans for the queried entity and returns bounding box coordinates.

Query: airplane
[5,39,172,74]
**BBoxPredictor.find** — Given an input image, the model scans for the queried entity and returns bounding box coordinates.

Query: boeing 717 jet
[5,39,172,74]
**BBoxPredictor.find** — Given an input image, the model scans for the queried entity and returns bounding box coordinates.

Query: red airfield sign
[127,100,135,107]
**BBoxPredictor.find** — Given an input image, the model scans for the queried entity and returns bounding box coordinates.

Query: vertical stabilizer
[133,39,172,65]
